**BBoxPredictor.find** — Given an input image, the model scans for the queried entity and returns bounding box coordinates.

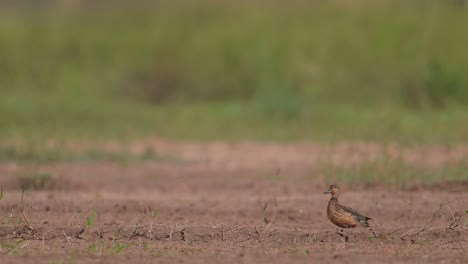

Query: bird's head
[324,184,340,197]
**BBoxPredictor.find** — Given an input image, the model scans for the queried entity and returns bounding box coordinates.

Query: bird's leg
[336,229,347,248]
[336,228,343,235]
[336,229,349,242]
[369,227,378,238]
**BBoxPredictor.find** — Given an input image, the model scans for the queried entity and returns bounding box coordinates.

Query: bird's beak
[323,191,330,194]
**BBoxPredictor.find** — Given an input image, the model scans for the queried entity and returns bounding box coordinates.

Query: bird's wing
[340,205,370,220]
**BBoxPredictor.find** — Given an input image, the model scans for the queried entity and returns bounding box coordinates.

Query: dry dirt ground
[0,140,467,263]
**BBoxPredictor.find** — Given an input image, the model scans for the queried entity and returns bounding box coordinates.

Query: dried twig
[167,224,176,240]
[62,230,72,245]
[20,210,33,230]
[254,225,260,235]
[42,229,53,249]
[65,207,76,227]
[369,227,378,238]
[226,226,245,233]
[400,203,445,240]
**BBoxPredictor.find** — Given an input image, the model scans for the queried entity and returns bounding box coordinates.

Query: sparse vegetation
[0,142,177,164]
[321,158,468,187]
[15,171,56,190]
[258,201,271,226]
[0,239,24,255]
[0,181,466,262]
[112,242,128,255]
[86,210,97,228]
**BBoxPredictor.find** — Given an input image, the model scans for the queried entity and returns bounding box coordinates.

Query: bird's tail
[360,217,371,227]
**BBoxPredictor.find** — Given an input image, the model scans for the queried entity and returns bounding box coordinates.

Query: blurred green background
[1,0,467,143]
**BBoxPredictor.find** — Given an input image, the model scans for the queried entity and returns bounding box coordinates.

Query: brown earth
[0,140,467,263]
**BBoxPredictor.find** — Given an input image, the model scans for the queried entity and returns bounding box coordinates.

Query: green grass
[86,209,97,227]
[0,1,468,143]
[1,98,467,144]
[322,158,468,188]
[15,171,56,190]
[0,141,177,163]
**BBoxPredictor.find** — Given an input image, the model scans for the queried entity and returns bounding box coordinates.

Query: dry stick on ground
[401,199,416,228]
[400,203,445,240]
[446,204,456,225]
[167,224,176,240]
[369,227,378,238]
[42,229,54,251]
[62,230,72,245]
[65,207,76,227]
[451,194,467,229]
[445,204,462,230]
[19,240,29,252]
[10,208,16,227]
[369,218,383,238]
[254,225,260,235]
[147,208,157,240]
[145,212,153,240]
[226,226,245,234]
[12,191,38,226]
[20,210,33,230]
[40,217,49,225]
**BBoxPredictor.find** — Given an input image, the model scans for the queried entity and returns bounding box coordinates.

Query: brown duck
[324,184,371,228]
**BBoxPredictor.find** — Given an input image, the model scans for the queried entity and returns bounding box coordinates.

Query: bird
[324,184,372,242]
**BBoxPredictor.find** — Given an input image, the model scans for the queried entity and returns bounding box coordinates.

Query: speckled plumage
[324,185,371,228]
